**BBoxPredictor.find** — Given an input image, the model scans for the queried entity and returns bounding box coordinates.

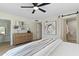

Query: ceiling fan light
[34,7,38,10]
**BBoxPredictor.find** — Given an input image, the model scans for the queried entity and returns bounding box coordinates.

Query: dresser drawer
[13,33,33,45]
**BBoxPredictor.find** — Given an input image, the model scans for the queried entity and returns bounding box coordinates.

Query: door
[64,17,77,43]
[36,22,42,40]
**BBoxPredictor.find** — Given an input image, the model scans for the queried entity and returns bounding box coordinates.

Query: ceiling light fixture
[33,7,38,10]
[21,3,50,14]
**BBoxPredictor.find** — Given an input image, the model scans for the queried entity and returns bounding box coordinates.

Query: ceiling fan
[21,3,50,14]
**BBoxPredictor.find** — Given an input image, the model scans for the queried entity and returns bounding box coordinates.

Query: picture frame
[44,21,57,35]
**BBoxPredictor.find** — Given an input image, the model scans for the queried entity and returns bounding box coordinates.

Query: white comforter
[3,38,60,56]
[33,41,79,56]
[49,42,79,56]
[3,38,79,56]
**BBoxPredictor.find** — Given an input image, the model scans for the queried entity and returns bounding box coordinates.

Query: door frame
[0,19,11,45]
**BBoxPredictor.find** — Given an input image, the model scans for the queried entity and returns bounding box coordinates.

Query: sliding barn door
[63,16,78,43]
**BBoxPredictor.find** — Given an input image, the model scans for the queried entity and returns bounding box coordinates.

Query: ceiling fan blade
[39,8,46,13]
[32,10,35,14]
[37,3,50,7]
[32,3,38,6]
[21,6,33,8]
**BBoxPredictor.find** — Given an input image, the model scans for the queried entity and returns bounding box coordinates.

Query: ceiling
[0,3,79,20]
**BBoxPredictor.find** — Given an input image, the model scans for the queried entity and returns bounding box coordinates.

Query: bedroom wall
[41,15,79,42]
[0,11,37,45]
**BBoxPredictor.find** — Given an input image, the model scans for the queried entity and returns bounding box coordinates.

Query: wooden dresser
[13,32,33,45]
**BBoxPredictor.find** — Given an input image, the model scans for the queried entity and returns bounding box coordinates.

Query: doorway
[36,22,42,40]
[0,19,11,47]
[63,17,77,43]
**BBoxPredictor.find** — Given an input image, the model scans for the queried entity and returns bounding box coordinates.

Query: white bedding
[49,42,79,56]
[3,38,58,56]
[33,38,62,56]
[33,41,79,56]
[3,38,79,56]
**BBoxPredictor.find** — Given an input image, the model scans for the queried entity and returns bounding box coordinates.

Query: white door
[64,17,78,43]
[36,22,42,40]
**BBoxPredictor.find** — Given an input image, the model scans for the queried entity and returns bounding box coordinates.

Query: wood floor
[0,40,38,56]
[0,42,14,56]
[0,42,29,56]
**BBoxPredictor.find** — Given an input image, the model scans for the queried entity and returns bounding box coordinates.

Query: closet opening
[0,19,11,50]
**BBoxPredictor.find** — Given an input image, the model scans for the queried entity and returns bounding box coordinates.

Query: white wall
[0,11,37,45]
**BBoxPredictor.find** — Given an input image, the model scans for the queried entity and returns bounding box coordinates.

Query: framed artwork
[44,21,57,35]
[14,21,25,30]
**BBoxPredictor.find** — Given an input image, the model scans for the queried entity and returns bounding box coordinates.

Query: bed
[33,40,79,56]
[49,42,79,56]
[3,38,79,56]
